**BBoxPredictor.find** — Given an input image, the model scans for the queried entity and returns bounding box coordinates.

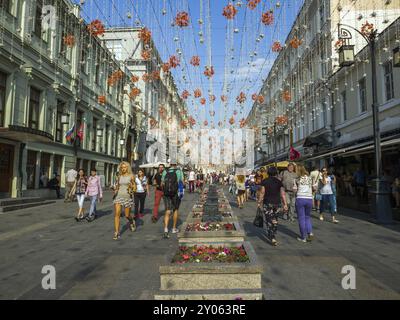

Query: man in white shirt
[64,168,77,202]
[188,169,196,193]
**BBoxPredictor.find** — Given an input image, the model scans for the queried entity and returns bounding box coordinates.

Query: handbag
[253,207,264,228]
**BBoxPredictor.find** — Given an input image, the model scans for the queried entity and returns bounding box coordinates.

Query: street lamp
[337,23,392,223]
[338,45,355,68]
[119,138,125,161]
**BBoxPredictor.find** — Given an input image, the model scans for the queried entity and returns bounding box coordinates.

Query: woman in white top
[293,165,316,242]
[318,167,339,223]
[134,169,150,220]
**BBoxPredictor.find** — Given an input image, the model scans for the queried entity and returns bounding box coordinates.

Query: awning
[0,125,53,143]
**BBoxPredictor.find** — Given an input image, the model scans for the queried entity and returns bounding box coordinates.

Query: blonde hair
[296,165,309,177]
[118,161,133,176]
[236,175,245,183]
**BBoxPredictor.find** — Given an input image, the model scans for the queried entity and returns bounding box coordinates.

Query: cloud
[230,58,274,81]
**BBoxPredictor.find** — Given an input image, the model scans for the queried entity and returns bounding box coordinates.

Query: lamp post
[337,23,392,224]
[119,138,125,162]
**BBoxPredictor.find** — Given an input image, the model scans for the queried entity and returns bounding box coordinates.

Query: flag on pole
[289,146,301,161]
[76,123,84,141]
[65,124,75,144]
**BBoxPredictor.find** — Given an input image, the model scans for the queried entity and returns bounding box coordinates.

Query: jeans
[153,189,164,218]
[134,192,146,216]
[295,198,313,239]
[320,194,335,215]
[285,191,296,219]
[76,194,85,209]
[331,185,337,213]
[189,181,195,193]
[88,195,97,217]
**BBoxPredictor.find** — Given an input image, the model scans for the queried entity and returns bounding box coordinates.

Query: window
[319,0,325,30]
[0,0,11,13]
[26,150,37,189]
[28,87,41,130]
[81,47,87,74]
[34,0,43,38]
[92,118,98,152]
[105,124,110,154]
[55,101,64,142]
[341,91,347,122]
[39,153,50,188]
[0,71,6,127]
[95,49,101,85]
[359,78,367,112]
[384,61,394,101]
[115,129,120,156]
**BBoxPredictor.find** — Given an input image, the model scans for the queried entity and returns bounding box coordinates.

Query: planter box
[186,211,238,224]
[178,221,245,243]
[158,241,262,291]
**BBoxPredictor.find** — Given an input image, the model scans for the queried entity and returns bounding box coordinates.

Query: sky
[74,0,305,128]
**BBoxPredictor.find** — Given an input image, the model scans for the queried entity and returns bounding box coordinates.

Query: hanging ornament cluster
[175,11,190,27]
[247,0,261,10]
[361,21,375,37]
[141,49,152,61]
[87,19,105,37]
[162,62,171,73]
[229,117,235,125]
[159,105,167,118]
[334,39,344,50]
[203,120,208,126]
[252,94,264,104]
[289,36,303,49]
[239,118,247,128]
[139,27,152,44]
[209,94,216,102]
[272,41,283,52]
[142,73,151,82]
[282,90,291,102]
[194,88,202,98]
[262,10,274,26]
[222,4,238,20]
[63,34,75,48]
[188,116,196,126]
[275,115,288,126]
[221,95,228,102]
[151,70,160,80]
[236,92,246,104]
[204,66,215,78]
[129,87,141,100]
[131,75,139,83]
[210,111,215,116]
[200,98,206,105]
[107,70,124,87]
[150,118,158,129]
[181,90,191,99]
[98,95,106,105]
[169,55,180,68]
[180,120,188,129]
[190,55,201,66]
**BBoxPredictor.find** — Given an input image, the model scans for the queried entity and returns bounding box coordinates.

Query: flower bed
[186,222,235,232]
[172,244,249,264]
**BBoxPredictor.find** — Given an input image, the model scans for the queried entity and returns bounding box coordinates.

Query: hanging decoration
[98,95,106,105]
[169,55,180,68]
[275,115,288,125]
[159,105,167,118]
[203,66,215,78]
[107,70,124,87]
[239,118,247,128]
[229,117,235,125]
[188,116,196,126]
[247,0,261,10]
[222,4,238,20]
[252,94,265,104]
[87,19,105,37]
[63,34,76,48]
[131,75,139,83]
[162,62,171,73]
[190,56,201,66]
[289,36,303,49]
[180,120,188,129]
[142,73,151,82]
[200,98,206,105]
[150,118,158,129]
[361,21,375,37]
[236,92,246,104]
[334,39,344,50]
[210,111,215,116]
[282,90,291,102]
[203,120,208,126]
[129,87,141,100]
[221,95,228,102]
[194,89,202,98]
[262,10,274,26]
[141,49,152,61]
[139,27,152,44]
[209,94,216,102]
[175,11,190,27]
[181,90,191,99]
[151,70,160,80]
[272,41,283,52]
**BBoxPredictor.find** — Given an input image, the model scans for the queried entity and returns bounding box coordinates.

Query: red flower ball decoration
[175,11,190,27]
[181,90,191,100]
[129,87,141,100]
[361,21,375,37]
[247,0,261,10]
[239,118,247,128]
[190,56,200,66]
[229,117,235,125]
[282,90,291,102]
[162,62,171,73]
[63,34,75,48]
[142,73,151,82]
[257,95,265,104]
[200,98,206,105]
[221,95,228,102]
[98,95,106,105]
[236,92,246,104]
[222,4,238,20]
[139,27,152,44]
[204,66,215,79]
[194,89,202,98]
[272,41,282,52]
[169,55,180,68]
[275,115,288,125]
[107,70,124,87]
[180,120,188,129]
[262,10,274,26]
[290,36,303,49]
[141,49,152,61]
[209,94,216,102]
[151,70,160,81]
[131,75,139,83]
[188,116,196,126]
[87,19,105,37]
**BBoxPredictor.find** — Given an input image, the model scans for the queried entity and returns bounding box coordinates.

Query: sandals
[113,232,120,240]
[129,221,136,232]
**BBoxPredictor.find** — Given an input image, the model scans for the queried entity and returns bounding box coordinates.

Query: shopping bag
[253,207,264,228]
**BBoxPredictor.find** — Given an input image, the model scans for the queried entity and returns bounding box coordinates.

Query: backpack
[163,169,179,196]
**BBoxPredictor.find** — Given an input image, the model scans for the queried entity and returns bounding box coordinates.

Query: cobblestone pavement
[0,186,399,300]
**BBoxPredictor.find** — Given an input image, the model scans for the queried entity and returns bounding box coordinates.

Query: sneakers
[163,232,170,239]
[86,215,95,222]
[171,228,180,234]
[319,214,324,221]
[113,232,120,240]
[129,221,136,232]
[307,233,314,242]
[332,218,339,224]
[297,237,307,243]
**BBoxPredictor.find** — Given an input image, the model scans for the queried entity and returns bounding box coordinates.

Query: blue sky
[74,0,304,127]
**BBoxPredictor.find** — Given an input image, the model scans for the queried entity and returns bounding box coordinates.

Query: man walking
[162,161,184,238]
[188,168,196,193]
[152,164,165,223]
[65,168,77,202]
[281,163,297,221]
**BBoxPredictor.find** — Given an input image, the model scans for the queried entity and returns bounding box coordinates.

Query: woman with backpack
[70,169,88,222]
[134,169,150,221]
[112,161,137,240]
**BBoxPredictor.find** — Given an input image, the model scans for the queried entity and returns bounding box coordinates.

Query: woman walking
[235,174,246,209]
[293,165,315,243]
[134,169,150,220]
[258,167,288,246]
[85,168,103,222]
[319,167,339,224]
[71,169,88,222]
[113,161,136,240]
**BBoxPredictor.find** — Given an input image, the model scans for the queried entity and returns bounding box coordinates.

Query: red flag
[77,123,84,141]
[289,146,301,161]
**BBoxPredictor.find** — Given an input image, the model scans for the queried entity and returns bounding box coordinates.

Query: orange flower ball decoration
[229,117,235,125]
[236,92,246,104]
[142,73,151,82]
[194,89,202,98]
[240,118,247,128]
[188,116,196,126]
[180,120,188,129]
[222,4,238,20]
[247,0,261,10]
[63,34,75,48]
[290,36,303,49]
[221,95,228,102]
[169,55,180,68]
[162,63,171,73]
[361,21,375,37]
[141,49,152,61]
[129,87,141,100]
[107,70,124,87]
[204,66,215,79]
[150,119,157,129]
[282,90,291,102]
[209,94,216,102]
[272,41,283,52]
[98,95,106,105]
[87,19,105,37]
[262,10,274,26]
[131,75,139,83]
[275,115,288,125]
[151,70,160,80]
[200,98,206,105]
[175,11,190,27]
[190,56,200,66]
[139,27,152,44]
[181,90,191,100]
